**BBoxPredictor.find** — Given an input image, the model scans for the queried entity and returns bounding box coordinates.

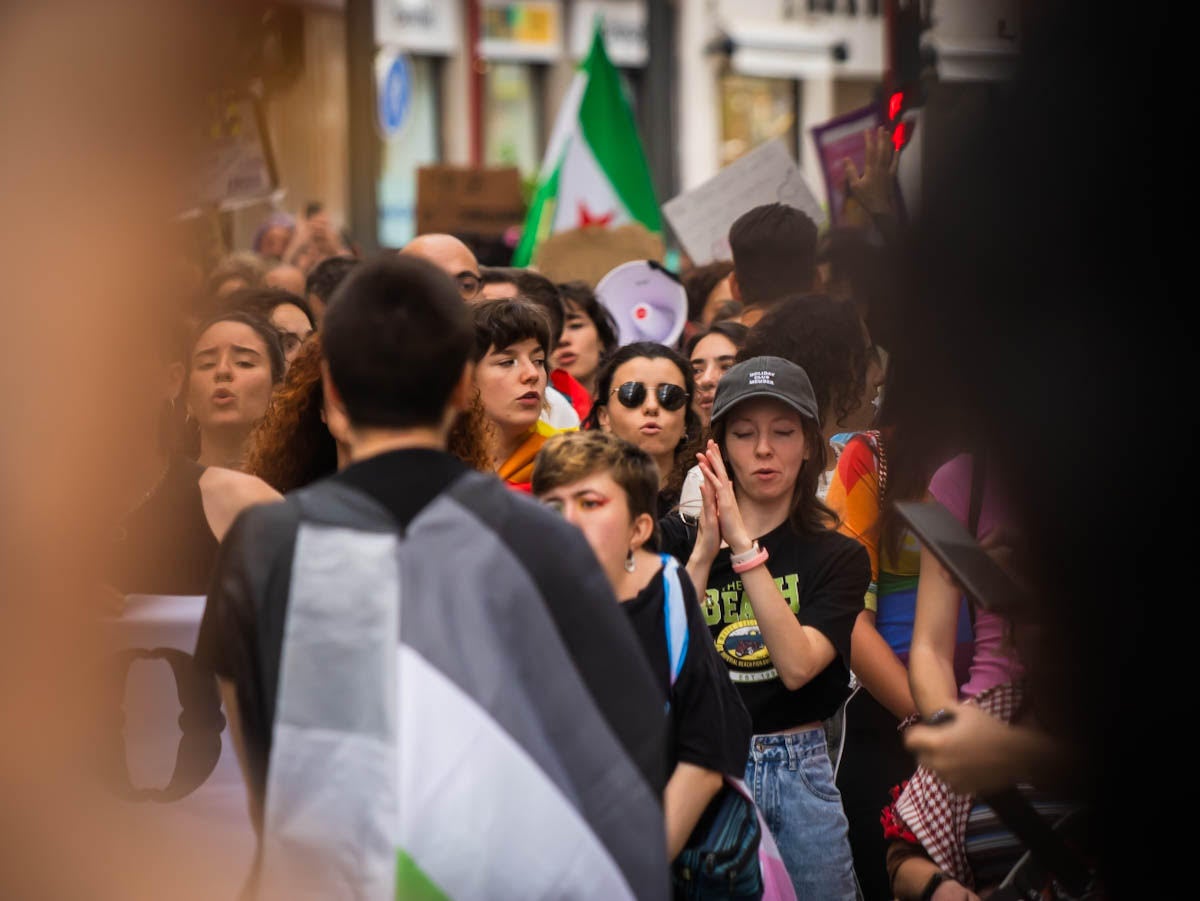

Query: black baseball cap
[710,355,821,425]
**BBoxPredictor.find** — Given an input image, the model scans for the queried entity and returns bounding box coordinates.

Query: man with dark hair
[303,255,358,327]
[195,255,668,899]
[727,202,820,327]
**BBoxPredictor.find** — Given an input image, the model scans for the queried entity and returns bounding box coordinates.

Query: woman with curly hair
[246,336,491,494]
[582,342,704,519]
[244,336,341,493]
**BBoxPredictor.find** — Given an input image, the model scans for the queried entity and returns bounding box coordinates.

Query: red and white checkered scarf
[891,682,1024,888]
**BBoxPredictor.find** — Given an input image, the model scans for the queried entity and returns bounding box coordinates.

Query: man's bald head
[400,233,480,300]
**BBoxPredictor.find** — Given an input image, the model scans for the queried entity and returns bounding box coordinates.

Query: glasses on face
[279,332,304,357]
[612,381,689,411]
[456,272,482,300]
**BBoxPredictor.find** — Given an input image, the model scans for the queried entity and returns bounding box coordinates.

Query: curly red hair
[245,336,336,493]
[247,335,493,491]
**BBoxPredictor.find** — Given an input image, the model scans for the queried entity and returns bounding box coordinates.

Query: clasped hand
[692,440,754,563]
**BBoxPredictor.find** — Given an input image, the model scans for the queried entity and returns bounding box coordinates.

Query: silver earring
[624,548,636,573]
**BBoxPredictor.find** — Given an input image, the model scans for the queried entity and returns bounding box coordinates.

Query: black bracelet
[919,870,949,900]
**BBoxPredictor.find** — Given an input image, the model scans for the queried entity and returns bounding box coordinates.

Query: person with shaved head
[400,233,481,301]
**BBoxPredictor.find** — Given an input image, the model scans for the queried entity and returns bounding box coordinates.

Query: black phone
[304,201,323,218]
[893,500,1033,621]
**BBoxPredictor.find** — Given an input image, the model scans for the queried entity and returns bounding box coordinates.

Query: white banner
[100,595,255,899]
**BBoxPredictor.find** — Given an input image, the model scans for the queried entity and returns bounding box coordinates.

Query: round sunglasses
[611,381,689,411]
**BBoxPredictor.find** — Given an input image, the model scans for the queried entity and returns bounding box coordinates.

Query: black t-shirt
[659,515,870,734]
[622,560,751,778]
[110,455,219,596]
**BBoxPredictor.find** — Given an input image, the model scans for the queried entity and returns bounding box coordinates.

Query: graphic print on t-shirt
[702,571,800,683]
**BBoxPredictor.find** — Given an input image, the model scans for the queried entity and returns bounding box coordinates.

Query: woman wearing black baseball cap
[660,355,870,900]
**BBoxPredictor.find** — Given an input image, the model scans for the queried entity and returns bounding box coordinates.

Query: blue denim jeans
[745,727,859,901]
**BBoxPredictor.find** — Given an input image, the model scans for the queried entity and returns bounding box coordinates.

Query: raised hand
[842,125,899,219]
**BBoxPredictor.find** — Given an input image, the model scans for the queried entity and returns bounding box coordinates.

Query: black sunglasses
[612,381,689,411]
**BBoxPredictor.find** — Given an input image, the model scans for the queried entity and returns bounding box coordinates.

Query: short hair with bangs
[472,297,553,362]
[532,431,660,522]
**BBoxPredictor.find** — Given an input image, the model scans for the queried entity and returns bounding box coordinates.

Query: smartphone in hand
[894,500,1033,620]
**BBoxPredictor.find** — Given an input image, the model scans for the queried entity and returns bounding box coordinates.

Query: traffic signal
[886,89,911,152]
[884,1,927,152]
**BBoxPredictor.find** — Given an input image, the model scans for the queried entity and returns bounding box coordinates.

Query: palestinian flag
[254,472,668,900]
[511,22,661,267]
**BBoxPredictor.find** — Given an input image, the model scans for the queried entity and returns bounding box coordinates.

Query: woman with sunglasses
[659,356,870,900]
[531,432,756,893]
[583,342,704,519]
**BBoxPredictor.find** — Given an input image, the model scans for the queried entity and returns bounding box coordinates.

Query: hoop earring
[624,548,636,573]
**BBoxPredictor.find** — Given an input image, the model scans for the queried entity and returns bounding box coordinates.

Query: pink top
[927,453,1024,698]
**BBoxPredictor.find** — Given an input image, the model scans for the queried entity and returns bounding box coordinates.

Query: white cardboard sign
[662,139,825,265]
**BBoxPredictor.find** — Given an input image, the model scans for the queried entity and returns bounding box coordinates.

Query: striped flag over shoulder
[512,21,661,267]
[255,472,668,900]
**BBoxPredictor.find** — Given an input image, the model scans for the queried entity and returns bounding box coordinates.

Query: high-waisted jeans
[744,727,859,901]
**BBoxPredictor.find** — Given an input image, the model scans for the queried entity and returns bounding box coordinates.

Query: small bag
[672,784,763,900]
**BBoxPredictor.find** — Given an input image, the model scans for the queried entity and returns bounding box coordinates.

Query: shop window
[377,55,440,249]
[484,62,542,179]
[718,74,799,167]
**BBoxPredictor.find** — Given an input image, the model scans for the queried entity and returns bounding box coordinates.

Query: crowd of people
[105,95,1123,896]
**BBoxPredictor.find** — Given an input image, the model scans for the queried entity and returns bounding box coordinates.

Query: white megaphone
[595,260,688,348]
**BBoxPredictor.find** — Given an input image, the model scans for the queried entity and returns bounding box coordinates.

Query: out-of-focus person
[206,251,266,301]
[727,204,820,328]
[185,310,284,471]
[682,259,735,335]
[303,255,359,326]
[687,320,748,430]
[400,232,481,298]
[262,261,306,296]
[251,212,295,261]
[109,311,281,597]
[243,335,344,494]
[554,280,619,413]
[583,342,702,518]
[222,287,316,366]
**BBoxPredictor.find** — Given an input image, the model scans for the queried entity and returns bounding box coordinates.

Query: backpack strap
[660,553,690,689]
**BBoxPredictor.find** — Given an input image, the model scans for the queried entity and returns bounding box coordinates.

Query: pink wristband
[731,545,769,573]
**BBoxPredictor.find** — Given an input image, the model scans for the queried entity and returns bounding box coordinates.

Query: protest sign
[416,165,525,238]
[810,103,883,227]
[661,139,824,266]
[100,595,255,898]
